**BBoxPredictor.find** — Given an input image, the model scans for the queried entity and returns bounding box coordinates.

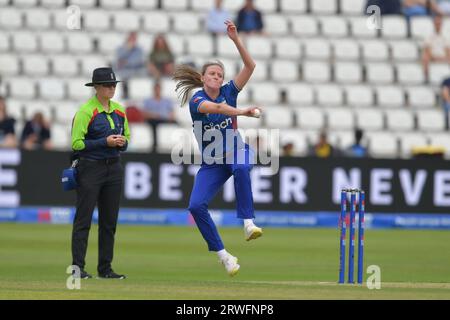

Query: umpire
[71,67,130,279]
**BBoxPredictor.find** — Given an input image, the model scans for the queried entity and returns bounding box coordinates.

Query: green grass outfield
[0,223,450,299]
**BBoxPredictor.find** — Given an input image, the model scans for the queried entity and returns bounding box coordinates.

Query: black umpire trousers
[71,157,124,275]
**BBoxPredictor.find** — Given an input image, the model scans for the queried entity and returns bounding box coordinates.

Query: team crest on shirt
[193,97,202,103]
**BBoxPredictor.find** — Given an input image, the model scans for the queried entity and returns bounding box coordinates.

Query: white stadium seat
[99,0,127,9]
[381,16,408,38]
[368,132,398,158]
[25,9,51,29]
[376,86,405,108]
[406,87,436,108]
[156,124,187,153]
[0,9,22,29]
[246,36,273,59]
[255,0,277,13]
[130,0,157,9]
[83,10,111,31]
[41,0,66,8]
[329,130,355,150]
[113,11,141,32]
[9,78,36,99]
[185,35,214,57]
[366,63,394,84]
[190,0,211,11]
[291,16,319,37]
[52,55,79,77]
[39,79,66,100]
[263,107,293,128]
[335,62,362,84]
[162,0,189,10]
[361,40,389,61]
[223,0,241,11]
[69,0,97,8]
[172,12,201,34]
[303,61,331,83]
[166,34,185,56]
[14,0,38,6]
[390,41,419,61]
[13,32,38,52]
[217,35,238,58]
[40,32,65,53]
[303,38,331,60]
[248,59,268,81]
[54,102,79,124]
[22,55,49,77]
[416,110,445,131]
[332,39,360,61]
[67,78,92,100]
[5,99,25,122]
[271,60,299,82]
[349,17,377,38]
[97,33,124,54]
[311,0,337,14]
[67,32,93,54]
[129,124,153,152]
[80,55,108,77]
[251,82,279,104]
[265,15,289,36]
[410,17,434,39]
[396,63,425,85]
[326,108,354,130]
[283,83,314,106]
[345,85,374,107]
[143,12,170,33]
[316,85,343,106]
[235,109,263,129]
[341,0,365,15]
[274,38,302,60]
[320,16,348,38]
[386,109,415,131]
[23,101,52,120]
[280,0,307,13]
[51,123,72,150]
[128,78,154,100]
[0,33,10,52]
[295,107,325,130]
[398,133,429,158]
[429,63,450,85]
[429,133,450,158]
[0,54,20,75]
[355,108,384,131]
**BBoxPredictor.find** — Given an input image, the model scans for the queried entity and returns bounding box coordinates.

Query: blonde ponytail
[173,61,225,106]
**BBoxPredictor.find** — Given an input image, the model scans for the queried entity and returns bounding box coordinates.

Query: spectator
[310,131,335,158]
[403,0,444,18]
[142,82,176,151]
[115,32,146,98]
[343,129,369,158]
[236,0,264,35]
[0,96,17,148]
[365,0,402,15]
[147,34,175,79]
[206,0,232,36]
[441,76,450,129]
[421,15,450,79]
[282,142,294,157]
[437,0,450,14]
[21,112,52,150]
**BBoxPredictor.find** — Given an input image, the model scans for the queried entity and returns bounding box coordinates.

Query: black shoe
[98,270,126,279]
[73,269,92,279]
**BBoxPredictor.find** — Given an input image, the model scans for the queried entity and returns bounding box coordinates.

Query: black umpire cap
[85,67,121,87]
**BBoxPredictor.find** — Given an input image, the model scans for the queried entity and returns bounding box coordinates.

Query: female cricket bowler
[173,20,262,276]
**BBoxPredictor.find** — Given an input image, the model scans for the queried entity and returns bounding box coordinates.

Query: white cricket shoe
[221,254,240,277]
[245,225,263,241]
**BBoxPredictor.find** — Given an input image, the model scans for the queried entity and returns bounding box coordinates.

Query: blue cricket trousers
[188,145,255,251]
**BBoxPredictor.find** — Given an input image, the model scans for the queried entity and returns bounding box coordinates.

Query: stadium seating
[0,0,448,158]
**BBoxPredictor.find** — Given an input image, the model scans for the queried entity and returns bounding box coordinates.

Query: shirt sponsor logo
[204,117,232,131]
